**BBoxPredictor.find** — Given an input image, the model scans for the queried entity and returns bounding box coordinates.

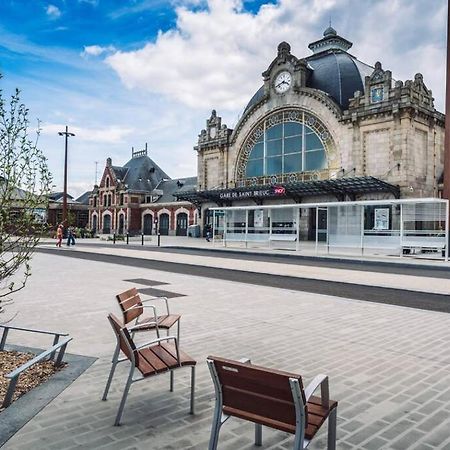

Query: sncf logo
[273,186,285,195]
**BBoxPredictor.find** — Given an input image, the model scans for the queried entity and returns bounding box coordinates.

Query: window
[106,177,110,188]
[120,193,124,205]
[245,121,327,178]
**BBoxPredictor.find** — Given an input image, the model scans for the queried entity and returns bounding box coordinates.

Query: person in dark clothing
[205,224,212,242]
[67,227,76,246]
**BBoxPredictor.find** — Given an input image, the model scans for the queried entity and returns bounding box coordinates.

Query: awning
[174,176,400,206]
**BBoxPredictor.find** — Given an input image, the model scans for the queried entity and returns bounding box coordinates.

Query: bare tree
[0,76,52,315]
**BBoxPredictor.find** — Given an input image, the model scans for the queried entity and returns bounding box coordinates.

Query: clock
[274,71,292,94]
[371,86,383,103]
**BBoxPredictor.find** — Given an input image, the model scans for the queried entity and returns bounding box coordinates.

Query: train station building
[89,27,446,243]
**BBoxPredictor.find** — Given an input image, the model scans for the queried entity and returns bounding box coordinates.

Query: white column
[315,207,319,254]
[223,210,227,247]
[445,201,449,262]
[360,205,364,256]
[245,209,249,248]
[400,203,404,258]
[269,208,272,248]
[296,207,300,251]
[212,210,216,247]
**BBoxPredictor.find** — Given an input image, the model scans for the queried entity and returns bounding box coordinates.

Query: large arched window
[245,121,327,178]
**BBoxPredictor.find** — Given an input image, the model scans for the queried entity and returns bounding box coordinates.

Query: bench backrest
[208,356,307,430]
[116,288,143,324]
[107,313,139,366]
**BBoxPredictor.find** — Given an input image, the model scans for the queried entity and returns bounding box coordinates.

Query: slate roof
[243,30,374,113]
[154,177,197,203]
[76,191,92,205]
[111,166,128,182]
[306,51,373,109]
[111,154,171,192]
[49,192,74,201]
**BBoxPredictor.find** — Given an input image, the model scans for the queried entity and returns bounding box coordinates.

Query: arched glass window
[245,122,327,178]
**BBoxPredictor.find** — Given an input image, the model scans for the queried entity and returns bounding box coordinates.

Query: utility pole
[444,0,450,200]
[58,126,75,227]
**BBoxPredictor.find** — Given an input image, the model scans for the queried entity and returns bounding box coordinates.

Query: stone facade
[194,28,445,220]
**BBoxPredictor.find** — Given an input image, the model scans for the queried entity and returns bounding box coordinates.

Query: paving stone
[2,251,450,450]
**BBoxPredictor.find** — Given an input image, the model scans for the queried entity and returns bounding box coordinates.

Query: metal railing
[0,324,72,408]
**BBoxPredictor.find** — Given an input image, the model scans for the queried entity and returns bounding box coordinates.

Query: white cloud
[106,0,446,113]
[82,45,116,57]
[46,4,61,18]
[41,124,135,144]
[106,0,339,111]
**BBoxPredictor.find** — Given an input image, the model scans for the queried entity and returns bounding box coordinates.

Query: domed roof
[242,28,373,113]
[306,51,373,109]
[323,25,337,37]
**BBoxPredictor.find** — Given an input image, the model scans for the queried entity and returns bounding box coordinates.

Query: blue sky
[0,0,447,196]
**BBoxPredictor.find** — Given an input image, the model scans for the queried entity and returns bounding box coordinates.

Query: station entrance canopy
[174,176,400,206]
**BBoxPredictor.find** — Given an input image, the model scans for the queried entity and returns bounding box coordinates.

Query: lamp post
[58,126,75,227]
[444,0,450,201]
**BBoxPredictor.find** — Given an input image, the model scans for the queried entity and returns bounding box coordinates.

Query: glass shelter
[210,198,449,261]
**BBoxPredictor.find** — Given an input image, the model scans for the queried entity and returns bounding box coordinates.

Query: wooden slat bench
[102,314,196,426]
[207,356,337,449]
[116,287,181,342]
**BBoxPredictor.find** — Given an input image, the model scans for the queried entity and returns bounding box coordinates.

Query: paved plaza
[2,242,450,449]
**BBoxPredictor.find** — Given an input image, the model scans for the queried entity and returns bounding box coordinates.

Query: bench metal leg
[170,370,174,392]
[114,366,135,426]
[255,423,262,446]
[190,366,195,414]
[208,411,224,450]
[327,407,337,450]
[102,343,120,401]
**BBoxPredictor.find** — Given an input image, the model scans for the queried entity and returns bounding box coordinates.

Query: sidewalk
[3,250,450,449]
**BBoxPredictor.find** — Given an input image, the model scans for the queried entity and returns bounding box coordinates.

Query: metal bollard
[157,232,161,247]
[126,233,129,245]
[113,233,116,244]
[141,233,144,246]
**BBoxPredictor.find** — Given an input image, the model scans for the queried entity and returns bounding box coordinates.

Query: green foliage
[0,75,52,314]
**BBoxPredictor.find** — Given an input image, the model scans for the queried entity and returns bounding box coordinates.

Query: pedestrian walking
[66,226,76,246]
[205,224,212,242]
[56,224,63,247]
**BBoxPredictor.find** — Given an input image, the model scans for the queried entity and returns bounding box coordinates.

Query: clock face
[274,71,292,94]
[371,86,383,103]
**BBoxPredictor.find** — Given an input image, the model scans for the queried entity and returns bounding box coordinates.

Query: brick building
[88,147,197,236]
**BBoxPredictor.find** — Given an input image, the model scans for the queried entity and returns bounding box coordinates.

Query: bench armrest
[304,374,330,407]
[142,296,170,315]
[127,320,158,332]
[122,304,156,314]
[134,336,180,364]
[238,357,251,364]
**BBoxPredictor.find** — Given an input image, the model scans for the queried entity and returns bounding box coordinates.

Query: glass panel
[284,122,302,137]
[266,157,282,175]
[246,159,264,177]
[305,150,327,171]
[284,154,301,173]
[284,136,301,154]
[249,142,263,159]
[305,132,323,151]
[267,139,282,156]
[266,124,282,140]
